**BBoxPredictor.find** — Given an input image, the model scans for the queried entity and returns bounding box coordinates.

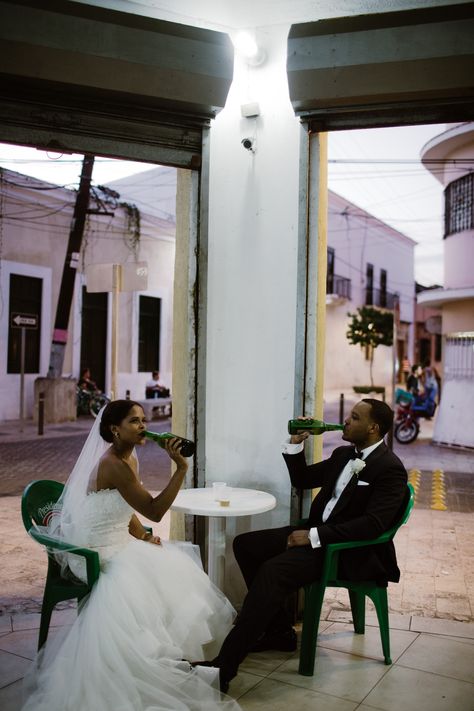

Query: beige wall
[442,300,474,334]
[444,230,474,289]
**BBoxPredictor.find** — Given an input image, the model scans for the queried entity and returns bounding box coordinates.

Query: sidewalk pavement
[1,604,474,710]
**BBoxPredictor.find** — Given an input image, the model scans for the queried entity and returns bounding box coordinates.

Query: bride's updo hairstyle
[100,399,142,442]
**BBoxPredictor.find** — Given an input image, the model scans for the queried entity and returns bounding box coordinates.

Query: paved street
[0,416,174,496]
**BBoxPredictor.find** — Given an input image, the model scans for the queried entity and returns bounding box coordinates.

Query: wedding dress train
[22,489,240,711]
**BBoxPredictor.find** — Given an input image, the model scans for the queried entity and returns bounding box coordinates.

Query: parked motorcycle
[394,388,437,444]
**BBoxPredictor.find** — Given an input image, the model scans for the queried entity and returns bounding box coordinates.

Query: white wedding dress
[22,489,240,711]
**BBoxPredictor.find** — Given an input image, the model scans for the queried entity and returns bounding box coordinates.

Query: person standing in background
[145,371,170,399]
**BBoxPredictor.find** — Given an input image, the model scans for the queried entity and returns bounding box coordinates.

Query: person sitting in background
[411,360,438,418]
[406,365,420,395]
[145,371,170,399]
[78,367,98,392]
[421,360,439,402]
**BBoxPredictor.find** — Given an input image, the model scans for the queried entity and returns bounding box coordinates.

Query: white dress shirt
[282,439,384,548]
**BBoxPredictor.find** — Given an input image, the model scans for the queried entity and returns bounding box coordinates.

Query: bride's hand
[164,437,188,468]
[146,534,161,545]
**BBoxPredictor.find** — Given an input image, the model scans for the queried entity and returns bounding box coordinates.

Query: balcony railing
[327,273,351,300]
[365,288,398,309]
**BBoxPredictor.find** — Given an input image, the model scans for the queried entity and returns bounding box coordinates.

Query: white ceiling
[73,0,469,31]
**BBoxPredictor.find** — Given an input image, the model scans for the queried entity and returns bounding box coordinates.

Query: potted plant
[346,306,393,394]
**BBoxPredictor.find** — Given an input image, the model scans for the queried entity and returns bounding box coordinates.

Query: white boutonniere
[350,458,366,477]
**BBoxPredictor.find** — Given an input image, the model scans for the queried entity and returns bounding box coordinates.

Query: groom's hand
[289,417,311,445]
[287,530,310,547]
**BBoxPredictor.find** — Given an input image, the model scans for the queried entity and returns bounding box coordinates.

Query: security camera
[241,137,254,151]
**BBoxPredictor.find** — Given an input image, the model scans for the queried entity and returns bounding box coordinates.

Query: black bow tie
[350,449,363,460]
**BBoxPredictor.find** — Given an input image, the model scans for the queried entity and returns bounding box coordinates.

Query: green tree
[346,306,393,387]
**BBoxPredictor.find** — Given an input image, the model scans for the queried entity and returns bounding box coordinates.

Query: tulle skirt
[22,540,240,711]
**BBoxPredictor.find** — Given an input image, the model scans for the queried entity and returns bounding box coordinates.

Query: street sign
[11,312,38,329]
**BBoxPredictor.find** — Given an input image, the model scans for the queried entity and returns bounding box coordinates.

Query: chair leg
[368,588,391,664]
[298,583,325,676]
[38,599,55,650]
[348,590,366,634]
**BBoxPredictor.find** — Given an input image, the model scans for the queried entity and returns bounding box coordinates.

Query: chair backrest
[21,480,64,533]
[384,482,415,541]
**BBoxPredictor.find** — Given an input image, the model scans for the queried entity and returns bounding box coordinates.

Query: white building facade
[325,190,415,396]
[0,168,176,421]
[418,123,474,448]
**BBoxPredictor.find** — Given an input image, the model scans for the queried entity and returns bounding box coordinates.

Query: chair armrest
[29,529,100,587]
[327,531,394,553]
[322,530,397,581]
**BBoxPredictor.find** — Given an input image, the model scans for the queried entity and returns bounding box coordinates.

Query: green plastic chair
[298,482,415,676]
[21,479,101,650]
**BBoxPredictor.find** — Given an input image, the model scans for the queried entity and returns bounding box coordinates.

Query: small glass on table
[212,482,231,507]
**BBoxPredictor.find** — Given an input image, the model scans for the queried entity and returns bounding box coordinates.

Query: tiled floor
[1,609,473,711]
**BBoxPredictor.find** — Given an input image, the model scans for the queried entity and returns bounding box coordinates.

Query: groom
[195,398,408,691]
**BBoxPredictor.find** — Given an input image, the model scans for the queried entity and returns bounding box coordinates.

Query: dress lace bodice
[67,489,133,580]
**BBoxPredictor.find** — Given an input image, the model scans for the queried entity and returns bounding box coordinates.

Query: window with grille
[444,333,474,381]
[138,295,161,373]
[444,173,474,237]
[7,274,42,373]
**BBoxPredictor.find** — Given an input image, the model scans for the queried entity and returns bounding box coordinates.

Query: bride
[22,400,241,711]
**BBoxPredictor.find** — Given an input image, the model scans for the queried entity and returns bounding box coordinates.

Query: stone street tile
[435,594,471,619]
[0,649,31,687]
[316,622,417,662]
[238,677,358,711]
[269,648,390,703]
[364,664,474,711]
[410,616,474,638]
[0,616,12,636]
[0,678,24,711]
[397,632,474,683]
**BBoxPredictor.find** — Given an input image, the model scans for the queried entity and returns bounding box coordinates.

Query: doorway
[80,287,108,392]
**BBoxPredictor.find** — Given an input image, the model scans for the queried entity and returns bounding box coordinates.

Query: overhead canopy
[287,3,474,130]
[0,0,234,167]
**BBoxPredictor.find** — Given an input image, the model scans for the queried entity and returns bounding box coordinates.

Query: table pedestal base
[208,517,226,589]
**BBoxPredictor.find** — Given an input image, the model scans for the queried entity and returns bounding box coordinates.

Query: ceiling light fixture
[233,31,266,66]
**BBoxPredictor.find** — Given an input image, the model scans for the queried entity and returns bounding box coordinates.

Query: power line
[329,158,474,165]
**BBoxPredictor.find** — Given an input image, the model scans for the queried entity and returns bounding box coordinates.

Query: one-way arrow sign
[11,312,38,329]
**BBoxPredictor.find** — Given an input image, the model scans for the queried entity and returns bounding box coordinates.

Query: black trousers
[215,526,325,681]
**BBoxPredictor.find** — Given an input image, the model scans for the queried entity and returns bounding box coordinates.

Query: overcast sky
[328,123,448,288]
[0,122,447,286]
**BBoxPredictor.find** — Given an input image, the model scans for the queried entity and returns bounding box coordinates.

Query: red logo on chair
[38,502,61,527]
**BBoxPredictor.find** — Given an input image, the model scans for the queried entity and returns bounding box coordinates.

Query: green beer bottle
[288,419,344,435]
[144,430,195,457]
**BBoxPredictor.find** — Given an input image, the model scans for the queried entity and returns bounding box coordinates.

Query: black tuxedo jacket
[283,443,408,584]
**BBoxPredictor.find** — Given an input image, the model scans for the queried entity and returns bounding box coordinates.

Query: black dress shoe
[250,628,297,653]
[190,660,229,694]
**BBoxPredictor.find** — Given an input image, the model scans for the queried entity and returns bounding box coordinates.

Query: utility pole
[48,154,95,377]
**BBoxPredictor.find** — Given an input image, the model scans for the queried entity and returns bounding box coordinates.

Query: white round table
[171,487,276,589]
